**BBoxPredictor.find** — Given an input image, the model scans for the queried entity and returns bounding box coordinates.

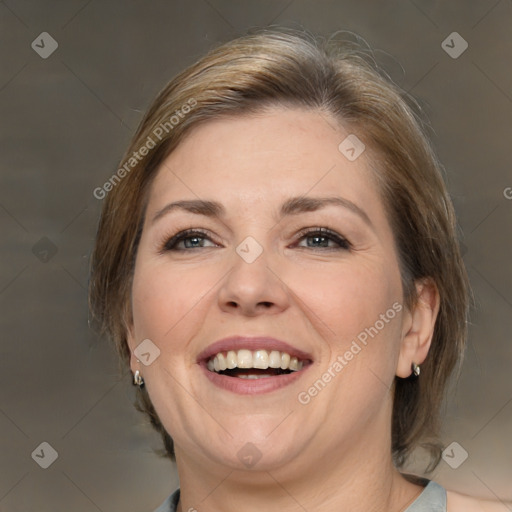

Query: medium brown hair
[88,27,470,474]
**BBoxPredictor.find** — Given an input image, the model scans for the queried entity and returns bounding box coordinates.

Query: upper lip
[196,335,314,363]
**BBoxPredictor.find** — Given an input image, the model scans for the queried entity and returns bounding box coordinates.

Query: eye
[160,229,218,252]
[159,226,351,253]
[294,227,351,250]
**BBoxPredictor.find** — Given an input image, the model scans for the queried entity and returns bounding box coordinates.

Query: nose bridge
[235,234,266,265]
[230,231,273,290]
[227,201,277,264]
[216,229,288,314]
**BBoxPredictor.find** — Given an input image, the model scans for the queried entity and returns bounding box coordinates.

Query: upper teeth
[207,349,303,372]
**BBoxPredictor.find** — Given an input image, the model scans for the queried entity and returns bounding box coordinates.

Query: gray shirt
[152,479,446,511]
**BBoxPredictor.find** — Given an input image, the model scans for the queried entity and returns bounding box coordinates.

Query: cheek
[297,259,399,330]
[131,263,198,342]
[130,259,225,362]
[297,257,403,381]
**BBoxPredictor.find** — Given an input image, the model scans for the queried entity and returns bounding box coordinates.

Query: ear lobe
[396,278,440,378]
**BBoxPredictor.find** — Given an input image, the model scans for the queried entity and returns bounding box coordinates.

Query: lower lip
[199,363,311,394]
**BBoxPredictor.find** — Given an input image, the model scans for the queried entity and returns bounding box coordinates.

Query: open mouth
[206,349,308,379]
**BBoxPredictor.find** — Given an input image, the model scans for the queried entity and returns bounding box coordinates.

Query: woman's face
[127,107,417,474]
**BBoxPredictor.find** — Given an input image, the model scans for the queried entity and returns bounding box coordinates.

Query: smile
[207,349,304,379]
[197,335,313,394]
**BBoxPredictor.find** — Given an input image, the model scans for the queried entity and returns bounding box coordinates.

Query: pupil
[186,237,202,248]
[310,236,327,247]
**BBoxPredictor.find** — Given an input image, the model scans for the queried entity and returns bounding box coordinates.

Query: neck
[173,408,425,512]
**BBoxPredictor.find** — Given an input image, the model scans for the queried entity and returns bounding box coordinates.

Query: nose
[217,239,290,317]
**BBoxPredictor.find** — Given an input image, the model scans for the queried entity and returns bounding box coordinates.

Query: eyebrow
[151,196,373,228]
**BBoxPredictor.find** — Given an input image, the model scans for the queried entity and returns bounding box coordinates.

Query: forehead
[146,107,385,223]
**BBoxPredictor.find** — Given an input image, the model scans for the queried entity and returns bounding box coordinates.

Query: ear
[123,306,141,377]
[396,278,440,378]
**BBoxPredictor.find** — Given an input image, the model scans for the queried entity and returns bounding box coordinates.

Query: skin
[125,107,506,511]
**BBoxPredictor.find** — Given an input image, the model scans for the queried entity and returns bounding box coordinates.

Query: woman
[89,28,508,511]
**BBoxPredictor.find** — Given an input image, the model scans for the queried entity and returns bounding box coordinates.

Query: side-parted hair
[88,27,470,474]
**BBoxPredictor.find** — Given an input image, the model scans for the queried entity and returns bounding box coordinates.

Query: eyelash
[159,227,351,253]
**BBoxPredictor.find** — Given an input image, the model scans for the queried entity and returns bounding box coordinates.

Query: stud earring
[411,362,420,377]
[133,370,144,387]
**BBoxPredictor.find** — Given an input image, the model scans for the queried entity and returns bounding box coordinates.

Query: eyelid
[159,225,352,253]
[293,226,352,250]
[158,228,218,254]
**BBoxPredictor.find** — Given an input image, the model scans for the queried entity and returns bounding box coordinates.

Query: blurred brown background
[0,1,511,510]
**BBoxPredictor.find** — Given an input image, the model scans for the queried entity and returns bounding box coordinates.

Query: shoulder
[152,488,180,512]
[447,488,512,512]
